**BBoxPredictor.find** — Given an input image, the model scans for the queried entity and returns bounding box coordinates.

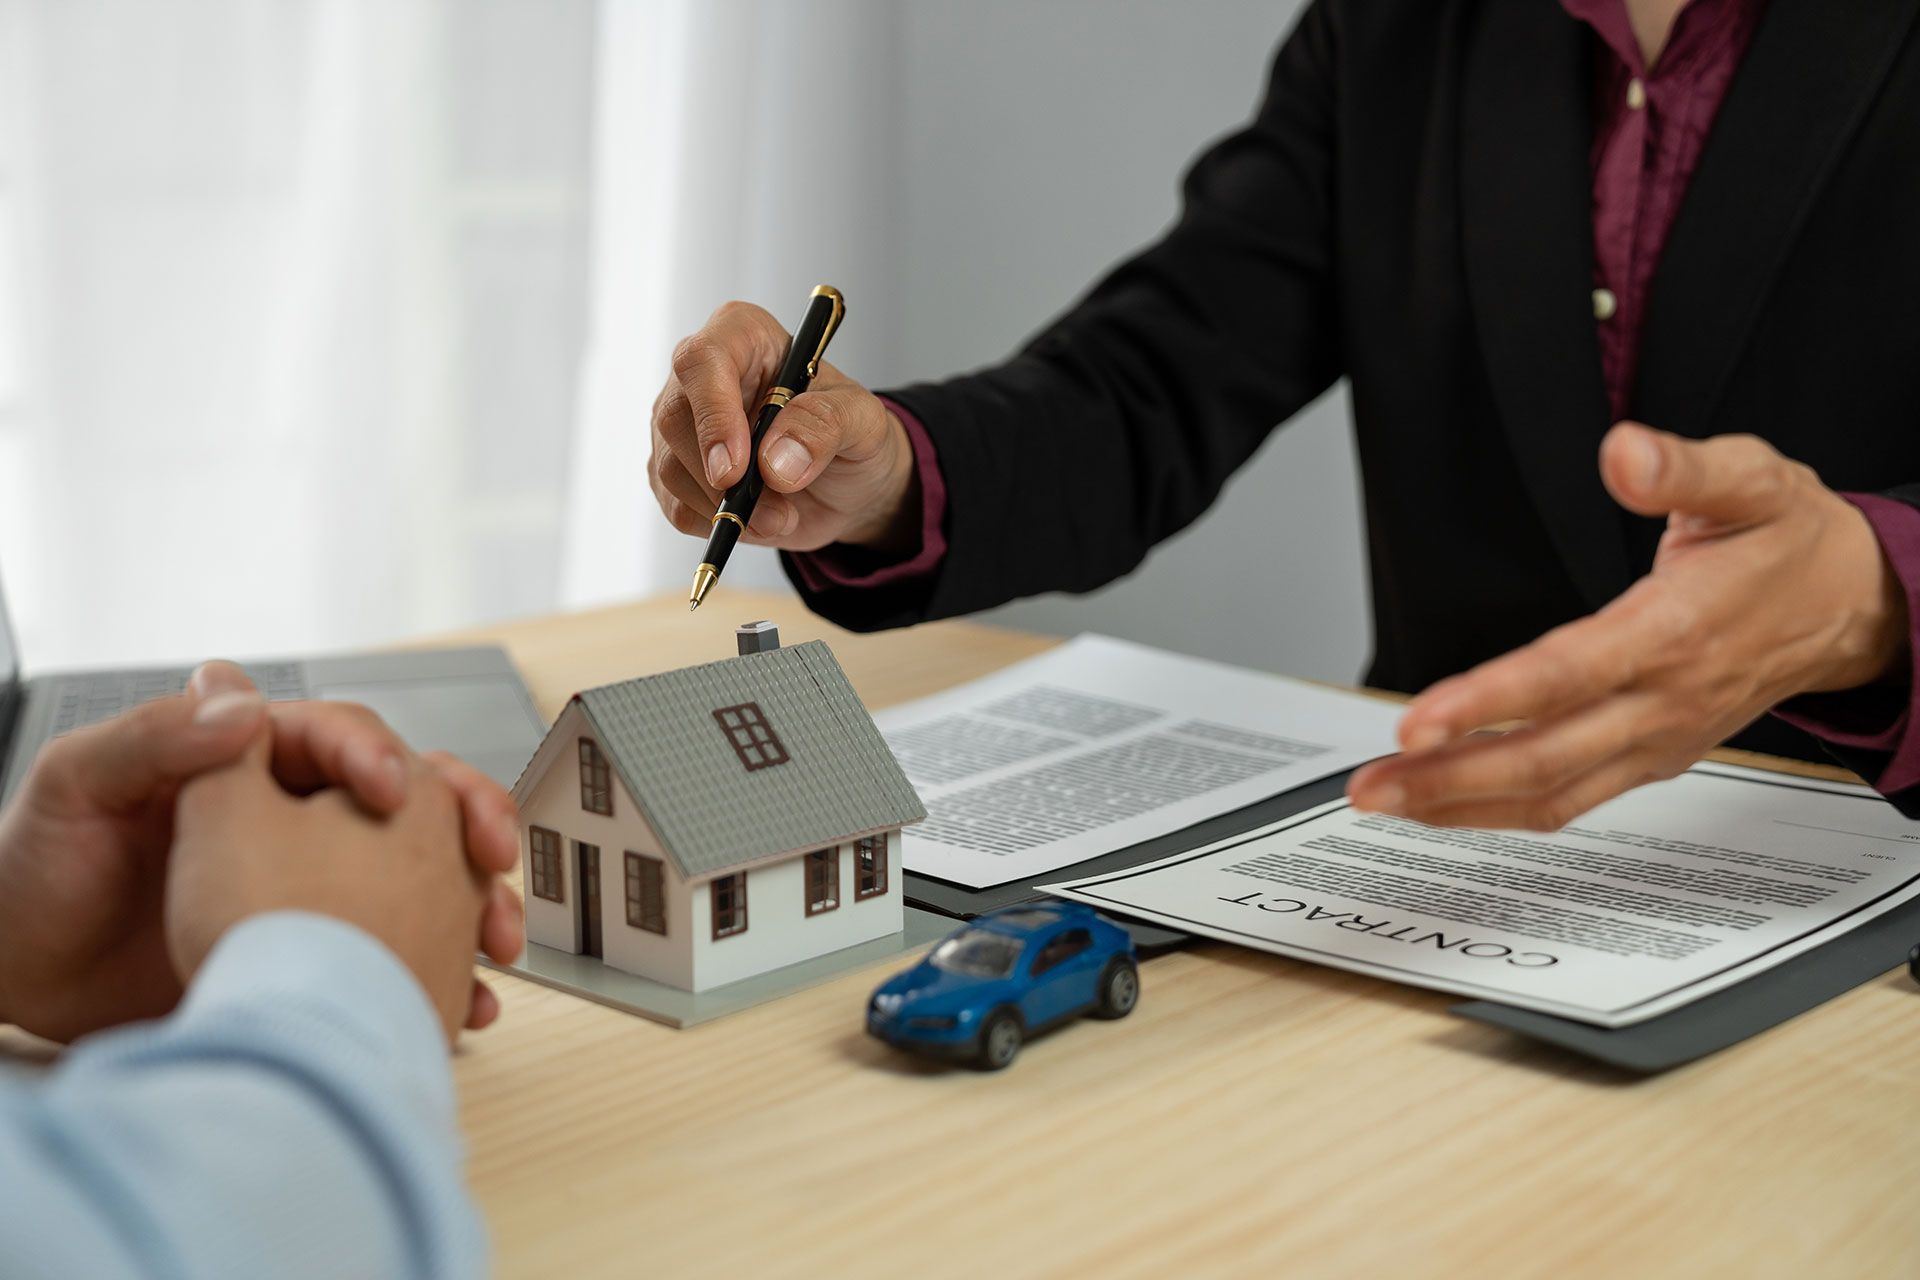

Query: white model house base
[512,621,926,995]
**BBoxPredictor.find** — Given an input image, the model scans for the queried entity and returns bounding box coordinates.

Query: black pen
[688,284,846,610]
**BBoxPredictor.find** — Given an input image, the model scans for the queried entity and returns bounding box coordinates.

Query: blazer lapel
[1633,0,1920,440]
[1460,0,1636,613]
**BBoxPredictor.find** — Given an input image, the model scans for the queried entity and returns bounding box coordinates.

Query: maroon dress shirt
[790,0,1920,794]
[1563,0,1762,421]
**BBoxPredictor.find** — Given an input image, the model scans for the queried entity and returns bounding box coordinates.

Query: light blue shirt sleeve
[0,912,488,1280]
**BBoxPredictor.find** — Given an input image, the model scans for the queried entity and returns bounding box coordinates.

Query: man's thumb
[48,688,268,816]
[1600,422,1792,524]
[170,700,280,837]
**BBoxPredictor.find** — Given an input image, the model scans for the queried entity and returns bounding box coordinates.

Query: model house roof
[516,639,925,880]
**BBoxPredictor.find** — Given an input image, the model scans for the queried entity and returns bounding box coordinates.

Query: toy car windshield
[929,930,1023,979]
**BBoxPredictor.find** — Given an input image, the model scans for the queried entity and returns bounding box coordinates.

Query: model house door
[576,841,603,959]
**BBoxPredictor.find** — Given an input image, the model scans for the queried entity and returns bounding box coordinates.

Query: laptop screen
[0,569,19,751]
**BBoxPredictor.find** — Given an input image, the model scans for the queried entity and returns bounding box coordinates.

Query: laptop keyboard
[47,663,310,737]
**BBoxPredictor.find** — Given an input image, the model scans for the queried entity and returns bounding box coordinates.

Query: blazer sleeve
[1777,486,1920,816]
[788,2,1345,632]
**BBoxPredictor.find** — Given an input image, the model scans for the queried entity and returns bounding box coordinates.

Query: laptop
[0,568,548,804]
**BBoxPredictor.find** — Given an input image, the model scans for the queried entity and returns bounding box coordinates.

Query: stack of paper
[880,636,1920,1029]
[877,635,1402,888]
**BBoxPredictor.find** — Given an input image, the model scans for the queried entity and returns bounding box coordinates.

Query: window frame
[1031,928,1093,978]
[711,702,791,772]
[578,737,613,816]
[711,872,749,940]
[853,834,889,901]
[529,826,564,903]
[804,848,840,916]
[624,851,667,935]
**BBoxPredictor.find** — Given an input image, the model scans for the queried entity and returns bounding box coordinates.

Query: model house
[513,621,925,993]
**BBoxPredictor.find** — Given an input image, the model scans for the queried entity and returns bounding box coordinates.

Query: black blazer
[786,0,1920,783]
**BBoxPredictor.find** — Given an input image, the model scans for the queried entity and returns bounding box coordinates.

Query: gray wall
[868,0,1372,684]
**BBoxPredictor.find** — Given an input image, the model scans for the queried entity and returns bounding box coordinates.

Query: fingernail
[381,753,410,797]
[194,690,265,728]
[766,437,812,485]
[1403,725,1447,752]
[749,497,798,538]
[494,812,520,856]
[1626,432,1661,491]
[1365,784,1406,813]
[705,442,731,486]
[188,661,252,698]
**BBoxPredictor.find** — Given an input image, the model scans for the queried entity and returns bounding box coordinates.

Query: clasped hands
[0,662,524,1046]
[1348,422,1909,830]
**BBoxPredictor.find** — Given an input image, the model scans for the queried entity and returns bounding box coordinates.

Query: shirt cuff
[174,911,453,1114]
[786,397,950,591]
[1774,492,1920,793]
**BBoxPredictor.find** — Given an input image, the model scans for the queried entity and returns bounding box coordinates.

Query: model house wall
[520,703,696,989]
[686,831,903,991]
[518,701,906,993]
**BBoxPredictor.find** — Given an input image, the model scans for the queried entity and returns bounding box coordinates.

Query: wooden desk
[443,589,1920,1279]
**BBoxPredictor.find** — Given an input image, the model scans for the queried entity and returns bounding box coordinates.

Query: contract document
[1044,762,1920,1026]
[878,635,1402,888]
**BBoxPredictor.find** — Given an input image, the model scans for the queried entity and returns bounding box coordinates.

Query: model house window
[854,834,888,900]
[578,738,613,815]
[529,826,564,903]
[711,702,790,772]
[625,851,666,934]
[805,849,839,916]
[711,873,748,939]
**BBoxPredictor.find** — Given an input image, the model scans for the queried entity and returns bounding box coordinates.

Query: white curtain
[0,0,594,667]
[560,0,902,610]
[0,0,906,668]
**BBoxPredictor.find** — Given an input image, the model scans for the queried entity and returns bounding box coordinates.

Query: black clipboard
[905,767,1919,1072]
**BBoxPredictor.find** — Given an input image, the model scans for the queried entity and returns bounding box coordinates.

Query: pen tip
[688,564,718,611]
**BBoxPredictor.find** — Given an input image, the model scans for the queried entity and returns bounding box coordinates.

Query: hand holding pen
[687,285,847,606]
[647,291,923,599]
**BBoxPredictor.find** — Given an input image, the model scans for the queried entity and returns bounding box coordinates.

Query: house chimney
[736,620,780,656]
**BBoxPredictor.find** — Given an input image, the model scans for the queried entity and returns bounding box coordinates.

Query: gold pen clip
[805,284,846,380]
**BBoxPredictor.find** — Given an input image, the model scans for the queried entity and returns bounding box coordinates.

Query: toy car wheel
[1093,957,1140,1019]
[977,1009,1024,1070]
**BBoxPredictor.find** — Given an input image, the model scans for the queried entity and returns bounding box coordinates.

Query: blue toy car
[866,901,1140,1070]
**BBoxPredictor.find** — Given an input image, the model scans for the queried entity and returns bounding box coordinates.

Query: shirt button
[1626,77,1647,110]
[1593,288,1618,321]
